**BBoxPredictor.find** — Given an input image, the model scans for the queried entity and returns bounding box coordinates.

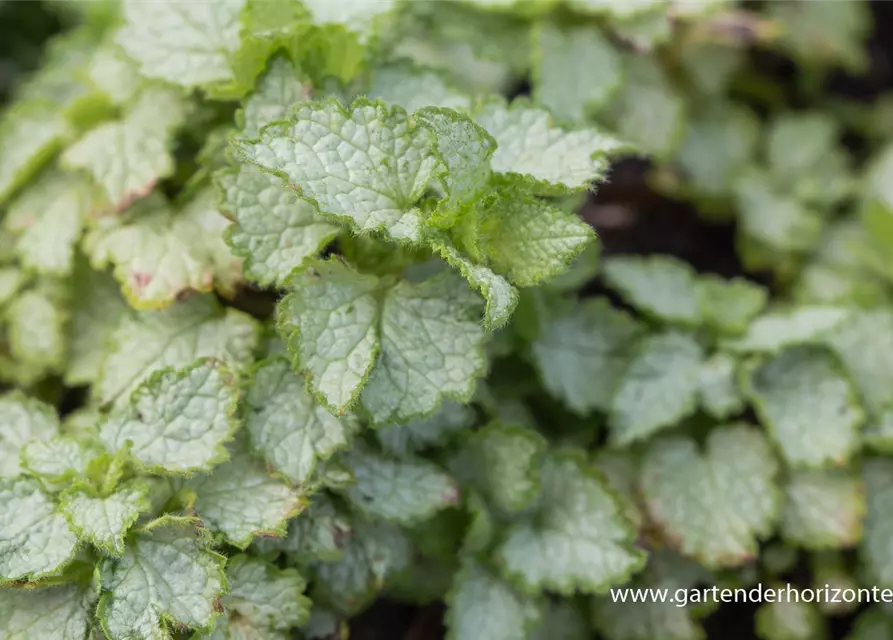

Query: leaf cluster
[0,1,890,640]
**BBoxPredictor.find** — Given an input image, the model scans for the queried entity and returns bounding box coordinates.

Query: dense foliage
[0,0,891,638]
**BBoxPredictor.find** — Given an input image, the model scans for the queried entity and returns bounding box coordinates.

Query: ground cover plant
[1,0,892,638]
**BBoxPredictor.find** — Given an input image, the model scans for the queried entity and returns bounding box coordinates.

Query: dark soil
[584,157,749,279]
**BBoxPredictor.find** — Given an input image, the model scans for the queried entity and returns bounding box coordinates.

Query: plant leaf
[313,517,412,615]
[188,445,305,549]
[340,446,459,525]
[217,163,338,288]
[862,459,893,589]
[359,270,486,424]
[278,259,380,413]
[640,425,780,568]
[568,0,667,19]
[116,0,248,89]
[98,518,226,640]
[480,191,595,287]
[65,264,129,386]
[781,469,865,550]
[533,21,622,123]
[84,189,242,309]
[594,451,644,530]
[591,549,709,640]
[96,294,260,406]
[696,352,746,420]
[203,555,311,639]
[696,275,768,336]
[252,493,350,564]
[414,107,495,224]
[0,267,24,308]
[0,584,95,639]
[529,601,589,640]
[245,358,355,485]
[601,255,700,326]
[239,56,311,138]
[755,599,828,640]
[732,169,823,257]
[368,62,471,114]
[464,422,546,516]
[0,478,77,581]
[99,360,240,474]
[446,560,541,640]
[4,172,97,277]
[377,400,475,456]
[474,99,624,193]
[845,609,893,640]
[720,306,850,354]
[7,287,67,375]
[60,480,150,556]
[0,391,60,478]
[766,113,840,182]
[303,0,398,36]
[742,345,864,468]
[600,55,683,159]
[609,331,705,446]
[0,102,67,206]
[496,450,645,594]
[824,308,893,416]
[21,436,99,484]
[767,0,870,72]
[62,87,189,212]
[532,297,644,416]
[235,98,440,242]
[676,102,759,198]
[432,238,519,329]
[87,41,144,106]
[544,243,601,293]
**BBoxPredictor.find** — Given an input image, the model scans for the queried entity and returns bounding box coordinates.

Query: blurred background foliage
[3,1,893,639]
